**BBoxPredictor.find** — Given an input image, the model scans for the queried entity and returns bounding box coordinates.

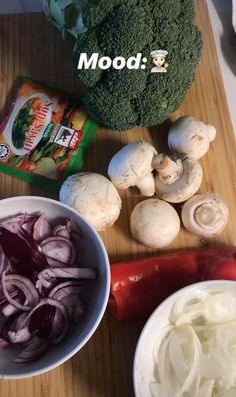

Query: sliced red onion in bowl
[53,224,70,239]
[32,213,52,242]
[0,226,48,276]
[0,246,9,277]
[45,256,67,268]
[0,211,98,363]
[8,326,32,344]
[38,267,97,288]
[49,281,82,300]
[22,298,69,344]
[49,281,83,320]
[14,336,49,363]
[2,303,21,317]
[0,312,28,343]
[40,236,76,266]
[2,272,39,311]
[0,213,36,234]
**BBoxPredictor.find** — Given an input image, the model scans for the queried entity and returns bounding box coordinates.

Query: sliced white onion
[170,291,210,324]
[194,380,214,397]
[171,326,202,397]
[203,293,236,324]
[152,291,236,396]
[150,382,164,397]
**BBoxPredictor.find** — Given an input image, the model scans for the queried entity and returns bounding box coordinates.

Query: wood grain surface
[0,1,236,396]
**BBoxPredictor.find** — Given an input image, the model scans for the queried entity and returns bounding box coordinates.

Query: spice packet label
[0,77,99,191]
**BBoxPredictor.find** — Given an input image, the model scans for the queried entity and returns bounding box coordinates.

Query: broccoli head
[73,0,202,130]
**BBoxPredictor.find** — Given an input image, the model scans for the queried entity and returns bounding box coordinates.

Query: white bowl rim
[133,279,236,396]
[0,195,111,379]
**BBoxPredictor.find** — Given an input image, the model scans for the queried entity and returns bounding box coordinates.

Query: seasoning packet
[0,77,99,191]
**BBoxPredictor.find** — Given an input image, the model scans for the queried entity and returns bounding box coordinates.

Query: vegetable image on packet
[0,77,99,191]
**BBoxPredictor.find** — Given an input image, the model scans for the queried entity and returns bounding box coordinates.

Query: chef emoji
[150,50,169,73]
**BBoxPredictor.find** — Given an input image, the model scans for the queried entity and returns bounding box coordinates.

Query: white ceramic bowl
[133,280,236,397]
[0,196,110,379]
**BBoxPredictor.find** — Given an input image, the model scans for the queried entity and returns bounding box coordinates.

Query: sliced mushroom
[130,199,180,249]
[154,154,203,203]
[168,116,216,160]
[59,172,121,231]
[108,141,158,197]
[181,193,229,238]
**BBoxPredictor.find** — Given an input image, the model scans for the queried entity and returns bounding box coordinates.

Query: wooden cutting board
[0,1,236,396]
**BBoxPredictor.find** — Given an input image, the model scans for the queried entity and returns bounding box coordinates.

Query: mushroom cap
[130,199,180,249]
[168,116,216,160]
[108,141,157,189]
[181,193,229,238]
[59,172,121,231]
[154,158,203,203]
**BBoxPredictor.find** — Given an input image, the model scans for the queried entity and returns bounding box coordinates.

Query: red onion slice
[60,294,84,321]
[2,272,39,311]
[49,281,82,300]
[14,336,49,363]
[2,303,20,317]
[45,256,67,268]
[20,298,69,345]
[40,236,76,266]
[0,213,36,234]
[0,226,48,275]
[53,225,70,239]
[32,214,52,242]
[38,267,97,288]
[8,326,32,344]
[0,312,28,342]
[0,246,9,277]
[49,281,82,320]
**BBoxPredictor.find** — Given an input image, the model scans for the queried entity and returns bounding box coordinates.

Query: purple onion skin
[29,305,56,339]
[0,227,48,276]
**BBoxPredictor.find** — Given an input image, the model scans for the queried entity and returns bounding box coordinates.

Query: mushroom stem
[152,154,183,184]
[136,174,155,197]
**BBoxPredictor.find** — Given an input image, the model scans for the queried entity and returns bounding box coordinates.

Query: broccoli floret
[73,0,202,130]
[73,30,104,87]
[82,0,117,29]
[106,68,147,98]
[84,82,138,130]
[99,4,154,57]
[152,0,181,21]
[180,0,195,21]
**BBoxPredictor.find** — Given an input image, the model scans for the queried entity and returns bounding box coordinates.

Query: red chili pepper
[109,247,236,320]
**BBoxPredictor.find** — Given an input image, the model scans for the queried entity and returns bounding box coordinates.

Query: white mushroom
[59,172,121,231]
[168,116,216,160]
[130,199,180,249]
[181,193,229,238]
[154,154,203,203]
[108,141,158,197]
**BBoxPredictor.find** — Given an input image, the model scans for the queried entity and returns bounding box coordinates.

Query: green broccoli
[45,1,202,130]
[73,0,202,131]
